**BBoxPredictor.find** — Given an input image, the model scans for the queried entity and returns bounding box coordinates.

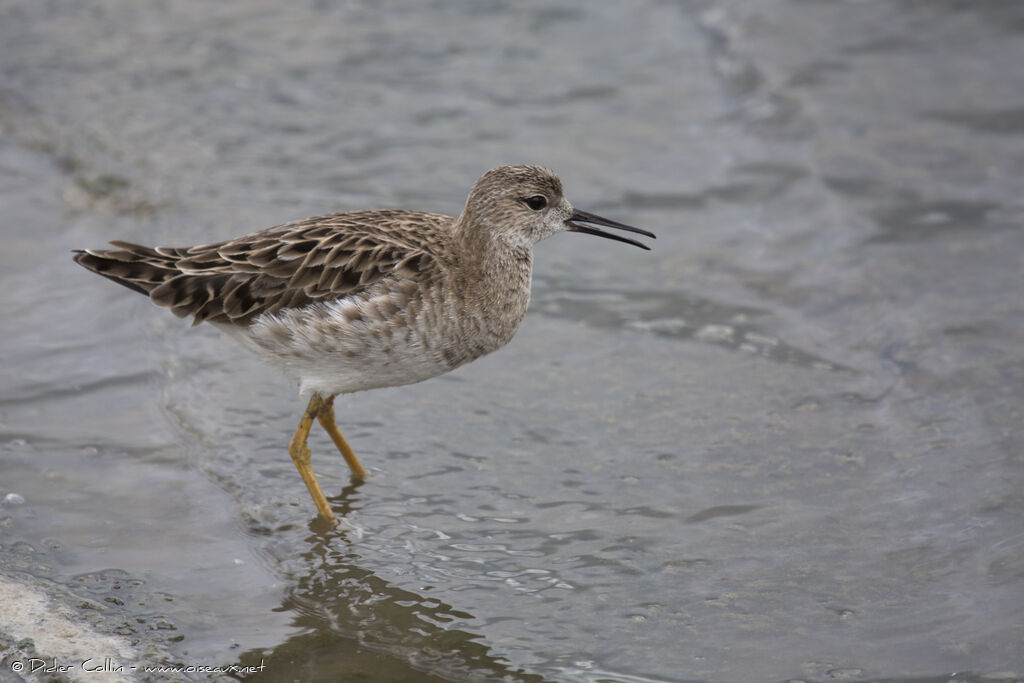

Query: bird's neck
[451,214,534,344]
[453,212,532,282]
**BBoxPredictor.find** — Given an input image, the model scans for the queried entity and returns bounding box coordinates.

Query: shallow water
[1,1,1023,681]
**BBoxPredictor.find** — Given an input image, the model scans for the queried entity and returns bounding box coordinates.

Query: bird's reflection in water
[232,482,549,682]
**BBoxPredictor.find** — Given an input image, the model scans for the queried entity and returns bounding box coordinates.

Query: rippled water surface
[2,1,1023,681]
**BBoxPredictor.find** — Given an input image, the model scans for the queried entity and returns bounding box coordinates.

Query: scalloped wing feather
[73,210,453,326]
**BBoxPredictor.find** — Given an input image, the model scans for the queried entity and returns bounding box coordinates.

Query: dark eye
[523,195,548,211]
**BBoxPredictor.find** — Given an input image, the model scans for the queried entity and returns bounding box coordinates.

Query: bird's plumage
[72,209,450,327]
[72,165,654,521]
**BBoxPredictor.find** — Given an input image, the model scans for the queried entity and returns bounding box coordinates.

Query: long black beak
[566,208,656,250]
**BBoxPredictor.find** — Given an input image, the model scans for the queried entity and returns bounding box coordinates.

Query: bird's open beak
[566,208,656,250]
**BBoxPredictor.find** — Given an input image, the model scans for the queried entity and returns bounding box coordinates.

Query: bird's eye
[523,195,548,211]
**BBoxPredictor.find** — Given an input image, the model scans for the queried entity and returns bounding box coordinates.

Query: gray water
[1,1,1022,681]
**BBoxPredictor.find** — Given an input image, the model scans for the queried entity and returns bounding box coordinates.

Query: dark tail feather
[72,244,179,297]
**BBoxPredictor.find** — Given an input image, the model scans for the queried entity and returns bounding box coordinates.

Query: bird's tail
[72,241,181,297]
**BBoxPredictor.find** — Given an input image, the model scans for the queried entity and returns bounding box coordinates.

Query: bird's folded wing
[74,210,451,326]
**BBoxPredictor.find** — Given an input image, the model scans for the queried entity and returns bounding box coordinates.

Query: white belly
[221,280,516,397]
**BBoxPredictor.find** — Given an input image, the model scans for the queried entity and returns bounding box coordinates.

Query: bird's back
[72,210,453,327]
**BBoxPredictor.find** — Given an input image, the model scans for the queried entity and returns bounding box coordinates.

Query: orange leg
[288,394,336,523]
[316,394,368,480]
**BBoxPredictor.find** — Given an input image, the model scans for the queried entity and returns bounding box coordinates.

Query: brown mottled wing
[72,210,452,326]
